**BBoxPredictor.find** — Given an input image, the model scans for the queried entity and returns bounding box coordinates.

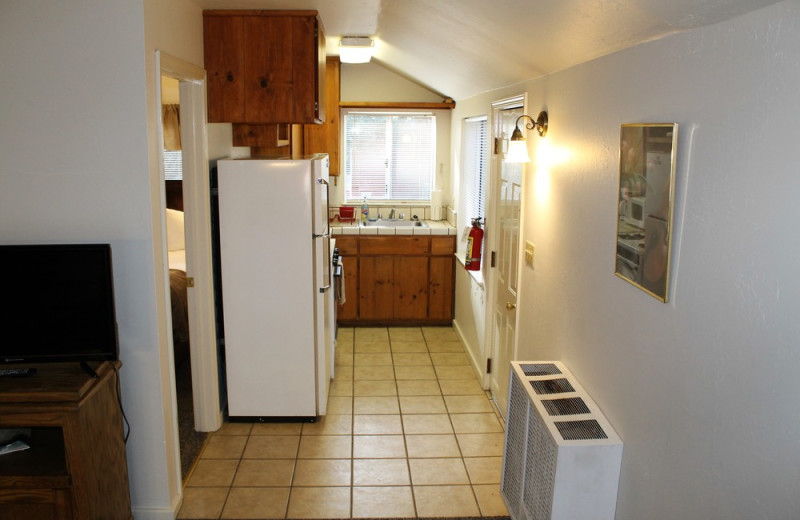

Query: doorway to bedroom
[161,75,207,481]
[157,52,223,494]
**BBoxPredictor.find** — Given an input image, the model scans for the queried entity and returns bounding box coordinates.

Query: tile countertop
[331,220,457,236]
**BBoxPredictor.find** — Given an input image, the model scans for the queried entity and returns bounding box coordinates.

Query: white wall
[451,1,800,518]
[331,62,452,208]
[341,61,445,102]
[1,1,203,518]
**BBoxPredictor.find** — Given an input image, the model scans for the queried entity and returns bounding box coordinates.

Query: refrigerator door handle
[316,177,332,293]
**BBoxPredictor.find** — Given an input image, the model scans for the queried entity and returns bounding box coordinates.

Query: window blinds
[343,112,435,201]
[462,116,488,224]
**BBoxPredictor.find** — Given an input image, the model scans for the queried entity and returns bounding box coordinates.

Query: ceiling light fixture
[339,37,374,64]
[506,111,549,163]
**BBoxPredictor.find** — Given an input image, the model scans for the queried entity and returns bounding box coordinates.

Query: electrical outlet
[525,241,535,267]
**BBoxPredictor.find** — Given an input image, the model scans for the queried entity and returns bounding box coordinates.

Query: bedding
[166,209,190,365]
[170,268,190,366]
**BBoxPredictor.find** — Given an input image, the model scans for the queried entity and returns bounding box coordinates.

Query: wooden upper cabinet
[204,10,325,124]
[303,57,340,174]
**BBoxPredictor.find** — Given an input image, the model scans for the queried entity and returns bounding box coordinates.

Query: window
[343,110,436,202]
[163,150,183,180]
[461,116,488,224]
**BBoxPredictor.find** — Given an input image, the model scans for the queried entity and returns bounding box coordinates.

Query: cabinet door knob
[506,302,516,310]
[260,78,268,88]
[226,73,234,82]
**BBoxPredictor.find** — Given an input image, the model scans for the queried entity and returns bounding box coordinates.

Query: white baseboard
[130,506,179,520]
[452,319,488,389]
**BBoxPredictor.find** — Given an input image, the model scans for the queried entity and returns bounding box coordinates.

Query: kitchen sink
[361,219,428,228]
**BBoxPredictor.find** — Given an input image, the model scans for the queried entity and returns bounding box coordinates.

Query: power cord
[110,362,131,443]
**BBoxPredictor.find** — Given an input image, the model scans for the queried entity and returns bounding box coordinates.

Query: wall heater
[501,361,623,520]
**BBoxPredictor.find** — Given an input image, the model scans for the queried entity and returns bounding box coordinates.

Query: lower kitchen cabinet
[336,234,455,325]
[360,256,428,321]
[429,255,455,320]
[335,237,358,321]
[359,256,395,320]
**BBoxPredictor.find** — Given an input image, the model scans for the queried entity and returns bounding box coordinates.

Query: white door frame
[156,51,222,434]
[483,94,527,412]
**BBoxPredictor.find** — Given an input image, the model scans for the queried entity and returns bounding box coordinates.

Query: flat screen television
[0,244,119,365]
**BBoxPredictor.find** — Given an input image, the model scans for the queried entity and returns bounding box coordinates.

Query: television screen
[0,244,119,364]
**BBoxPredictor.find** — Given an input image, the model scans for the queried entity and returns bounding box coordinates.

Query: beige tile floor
[178,326,509,519]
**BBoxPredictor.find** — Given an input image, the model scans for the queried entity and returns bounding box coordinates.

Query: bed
[166,208,191,366]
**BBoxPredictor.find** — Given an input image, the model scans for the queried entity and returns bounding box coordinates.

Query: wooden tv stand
[0,361,132,520]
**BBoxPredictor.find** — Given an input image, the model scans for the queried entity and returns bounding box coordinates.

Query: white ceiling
[191,0,783,100]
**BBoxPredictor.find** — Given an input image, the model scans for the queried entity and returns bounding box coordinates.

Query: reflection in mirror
[615,123,678,302]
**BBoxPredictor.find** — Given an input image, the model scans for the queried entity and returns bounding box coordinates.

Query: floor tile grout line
[182,326,505,519]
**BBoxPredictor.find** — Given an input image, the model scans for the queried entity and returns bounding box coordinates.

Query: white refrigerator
[217,155,333,419]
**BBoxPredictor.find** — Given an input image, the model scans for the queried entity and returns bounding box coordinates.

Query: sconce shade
[505,111,548,164]
[339,37,374,63]
[506,137,531,163]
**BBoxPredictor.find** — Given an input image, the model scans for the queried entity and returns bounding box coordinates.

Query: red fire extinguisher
[465,217,484,271]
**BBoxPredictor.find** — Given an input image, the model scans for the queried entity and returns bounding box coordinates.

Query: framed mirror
[615,123,678,302]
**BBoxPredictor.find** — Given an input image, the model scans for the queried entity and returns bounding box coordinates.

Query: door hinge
[186,277,195,288]
[490,251,497,268]
[486,358,492,374]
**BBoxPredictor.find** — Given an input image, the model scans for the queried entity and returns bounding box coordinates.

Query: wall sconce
[339,37,374,64]
[506,111,548,163]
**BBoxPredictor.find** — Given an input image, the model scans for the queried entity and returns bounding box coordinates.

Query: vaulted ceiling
[191,0,783,100]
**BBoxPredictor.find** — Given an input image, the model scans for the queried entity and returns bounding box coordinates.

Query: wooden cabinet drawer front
[431,236,456,255]
[334,236,358,255]
[360,236,429,255]
[0,488,73,520]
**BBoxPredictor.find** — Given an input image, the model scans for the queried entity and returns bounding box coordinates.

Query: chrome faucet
[388,208,395,219]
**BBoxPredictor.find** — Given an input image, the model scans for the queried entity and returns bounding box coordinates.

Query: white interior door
[489,101,525,417]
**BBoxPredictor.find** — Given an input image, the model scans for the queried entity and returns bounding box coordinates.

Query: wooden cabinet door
[204,12,323,124]
[394,257,428,320]
[338,256,358,321]
[359,257,394,320]
[204,15,245,123]
[429,256,455,320]
[304,57,340,174]
[243,16,293,123]
[290,15,323,124]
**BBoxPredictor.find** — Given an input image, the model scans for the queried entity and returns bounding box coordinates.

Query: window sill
[455,253,485,288]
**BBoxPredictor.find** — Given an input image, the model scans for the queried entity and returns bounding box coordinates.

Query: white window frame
[342,108,436,203]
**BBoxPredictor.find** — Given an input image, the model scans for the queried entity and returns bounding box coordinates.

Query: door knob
[506,302,516,310]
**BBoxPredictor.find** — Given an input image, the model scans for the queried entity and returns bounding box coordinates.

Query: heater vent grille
[555,419,608,440]
[502,374,529,520]
[530,378,575,395]
[520,363,562,376]
[501,361,623,520]
[542,397,590,416]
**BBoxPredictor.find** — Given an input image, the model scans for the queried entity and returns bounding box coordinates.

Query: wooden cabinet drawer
[431,236,456,255]
[360,236,429,255]
[334,236,358,256]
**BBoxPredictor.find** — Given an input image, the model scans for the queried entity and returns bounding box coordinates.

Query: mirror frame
[615,123,678,302]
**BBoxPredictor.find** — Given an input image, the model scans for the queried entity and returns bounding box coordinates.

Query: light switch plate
[525,241,535,266]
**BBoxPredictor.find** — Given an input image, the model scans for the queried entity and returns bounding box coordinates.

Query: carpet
[175,356,208,480]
